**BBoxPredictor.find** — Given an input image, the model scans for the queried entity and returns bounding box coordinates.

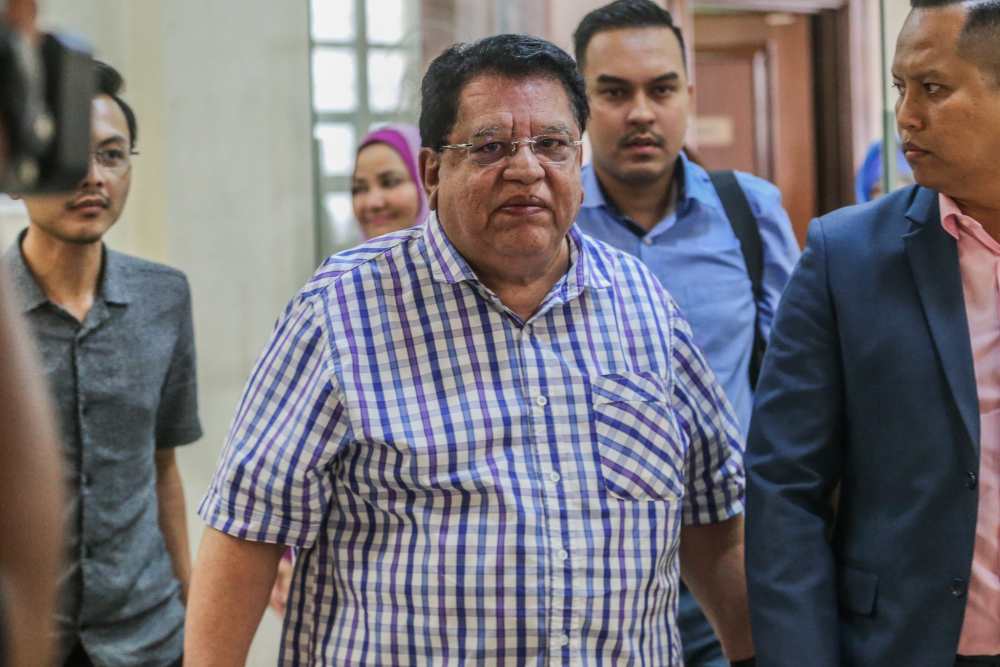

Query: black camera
[0,16,93,193]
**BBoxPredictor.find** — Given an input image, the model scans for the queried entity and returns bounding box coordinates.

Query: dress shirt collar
[581,151,726,231]
[940,193,1000,255]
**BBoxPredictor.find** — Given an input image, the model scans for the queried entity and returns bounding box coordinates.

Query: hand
[268,553,293,617]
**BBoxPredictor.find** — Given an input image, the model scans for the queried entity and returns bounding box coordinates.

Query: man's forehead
[460,118,576,137]
[452,74,577,135]
[91,94,129,144]
[895,6,965,64]
[584,27,684,72]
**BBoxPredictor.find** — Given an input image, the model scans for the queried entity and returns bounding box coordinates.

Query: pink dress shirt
[941,193,1000,655]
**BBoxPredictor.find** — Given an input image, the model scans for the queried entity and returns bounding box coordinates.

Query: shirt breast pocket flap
[591,372,683,503]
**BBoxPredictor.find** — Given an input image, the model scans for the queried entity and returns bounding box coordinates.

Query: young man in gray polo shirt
[6,61,200,667]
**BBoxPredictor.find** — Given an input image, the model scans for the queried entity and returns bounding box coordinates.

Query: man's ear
[419,147,440,211]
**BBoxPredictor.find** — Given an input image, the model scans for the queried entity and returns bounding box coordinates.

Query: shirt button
[557,633,570,647]
[966,471,978,490]
[535,395,548,407]
[643,237,653,246]
[557,549,569,561]
[951,577,967,597]
[549,471,561,483]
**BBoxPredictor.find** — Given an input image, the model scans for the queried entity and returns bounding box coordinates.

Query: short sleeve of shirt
[669,298,746,526]
[155,276,203,448]
[198,295,351,548]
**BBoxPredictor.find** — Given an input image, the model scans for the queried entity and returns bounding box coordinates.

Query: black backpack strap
[708,170,766,388]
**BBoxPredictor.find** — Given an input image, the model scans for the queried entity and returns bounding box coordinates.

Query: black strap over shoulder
[709,170,766,388]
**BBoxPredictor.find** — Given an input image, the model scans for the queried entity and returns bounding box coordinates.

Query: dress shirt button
[557,633,570,647]
[642,237,653,246]
[549,471,561,483]
[535,395,548,407]
[951,578,967,597]
[966,471,978,490]
[557,549,569,561]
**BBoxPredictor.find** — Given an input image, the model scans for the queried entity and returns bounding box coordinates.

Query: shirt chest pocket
[591,372,684,503]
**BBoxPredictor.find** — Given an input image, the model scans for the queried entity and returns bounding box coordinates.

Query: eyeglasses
[91,147,139,174]
[440,134,583,167]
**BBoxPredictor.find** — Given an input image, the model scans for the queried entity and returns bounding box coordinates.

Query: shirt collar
[423,210,611,294]
[101,248,131,305]
[567,225,612,292]
[4,231,47,312]
[938,192,1000,254]
[423,212,479,286]
[940,192,964,241]
[3,229,131,312]
[581,151,720,220]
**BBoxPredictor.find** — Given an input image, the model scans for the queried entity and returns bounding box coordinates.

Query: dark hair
[94,60,137,148]
[910,0,1000,86]
[573,0,687,73]
[419,34,588,151]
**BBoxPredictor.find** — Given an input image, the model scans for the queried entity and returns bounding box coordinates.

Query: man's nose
[503,142,545,183]
[896,90,924,133]
[626,92,656,125]
[78,152,106,189]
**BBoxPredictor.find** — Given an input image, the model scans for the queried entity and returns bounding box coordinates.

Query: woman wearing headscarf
[350,123,428,239]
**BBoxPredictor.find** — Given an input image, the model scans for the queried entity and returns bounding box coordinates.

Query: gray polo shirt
[5,234,201,667]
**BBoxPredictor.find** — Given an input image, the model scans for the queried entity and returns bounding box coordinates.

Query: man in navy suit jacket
[746,2,1000,665]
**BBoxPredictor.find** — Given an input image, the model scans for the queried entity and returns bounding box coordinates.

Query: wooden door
[693,12,817,245]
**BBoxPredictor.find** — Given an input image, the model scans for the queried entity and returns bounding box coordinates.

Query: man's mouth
[621,133,664,150]
[497,196,549,216]
[901,140,929,159]
[67,196,109,212]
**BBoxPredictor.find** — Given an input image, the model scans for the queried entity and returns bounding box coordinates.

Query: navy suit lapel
[903,187,980,453]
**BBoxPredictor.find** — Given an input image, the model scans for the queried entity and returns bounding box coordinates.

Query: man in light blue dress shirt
[573,2,801,665]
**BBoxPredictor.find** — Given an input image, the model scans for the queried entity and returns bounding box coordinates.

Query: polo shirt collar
[3,229,131,312]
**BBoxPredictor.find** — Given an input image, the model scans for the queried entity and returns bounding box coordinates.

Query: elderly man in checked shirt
[185,34,755,667]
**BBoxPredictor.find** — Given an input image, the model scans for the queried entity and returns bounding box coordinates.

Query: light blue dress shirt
[576,153,801,435]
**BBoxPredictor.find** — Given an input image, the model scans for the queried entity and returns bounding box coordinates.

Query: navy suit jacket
[746,185,981,666]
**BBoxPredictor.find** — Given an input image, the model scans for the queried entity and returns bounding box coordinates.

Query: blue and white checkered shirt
[199,214,745,666]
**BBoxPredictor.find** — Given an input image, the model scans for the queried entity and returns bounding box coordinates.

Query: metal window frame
[308,0,422,263]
